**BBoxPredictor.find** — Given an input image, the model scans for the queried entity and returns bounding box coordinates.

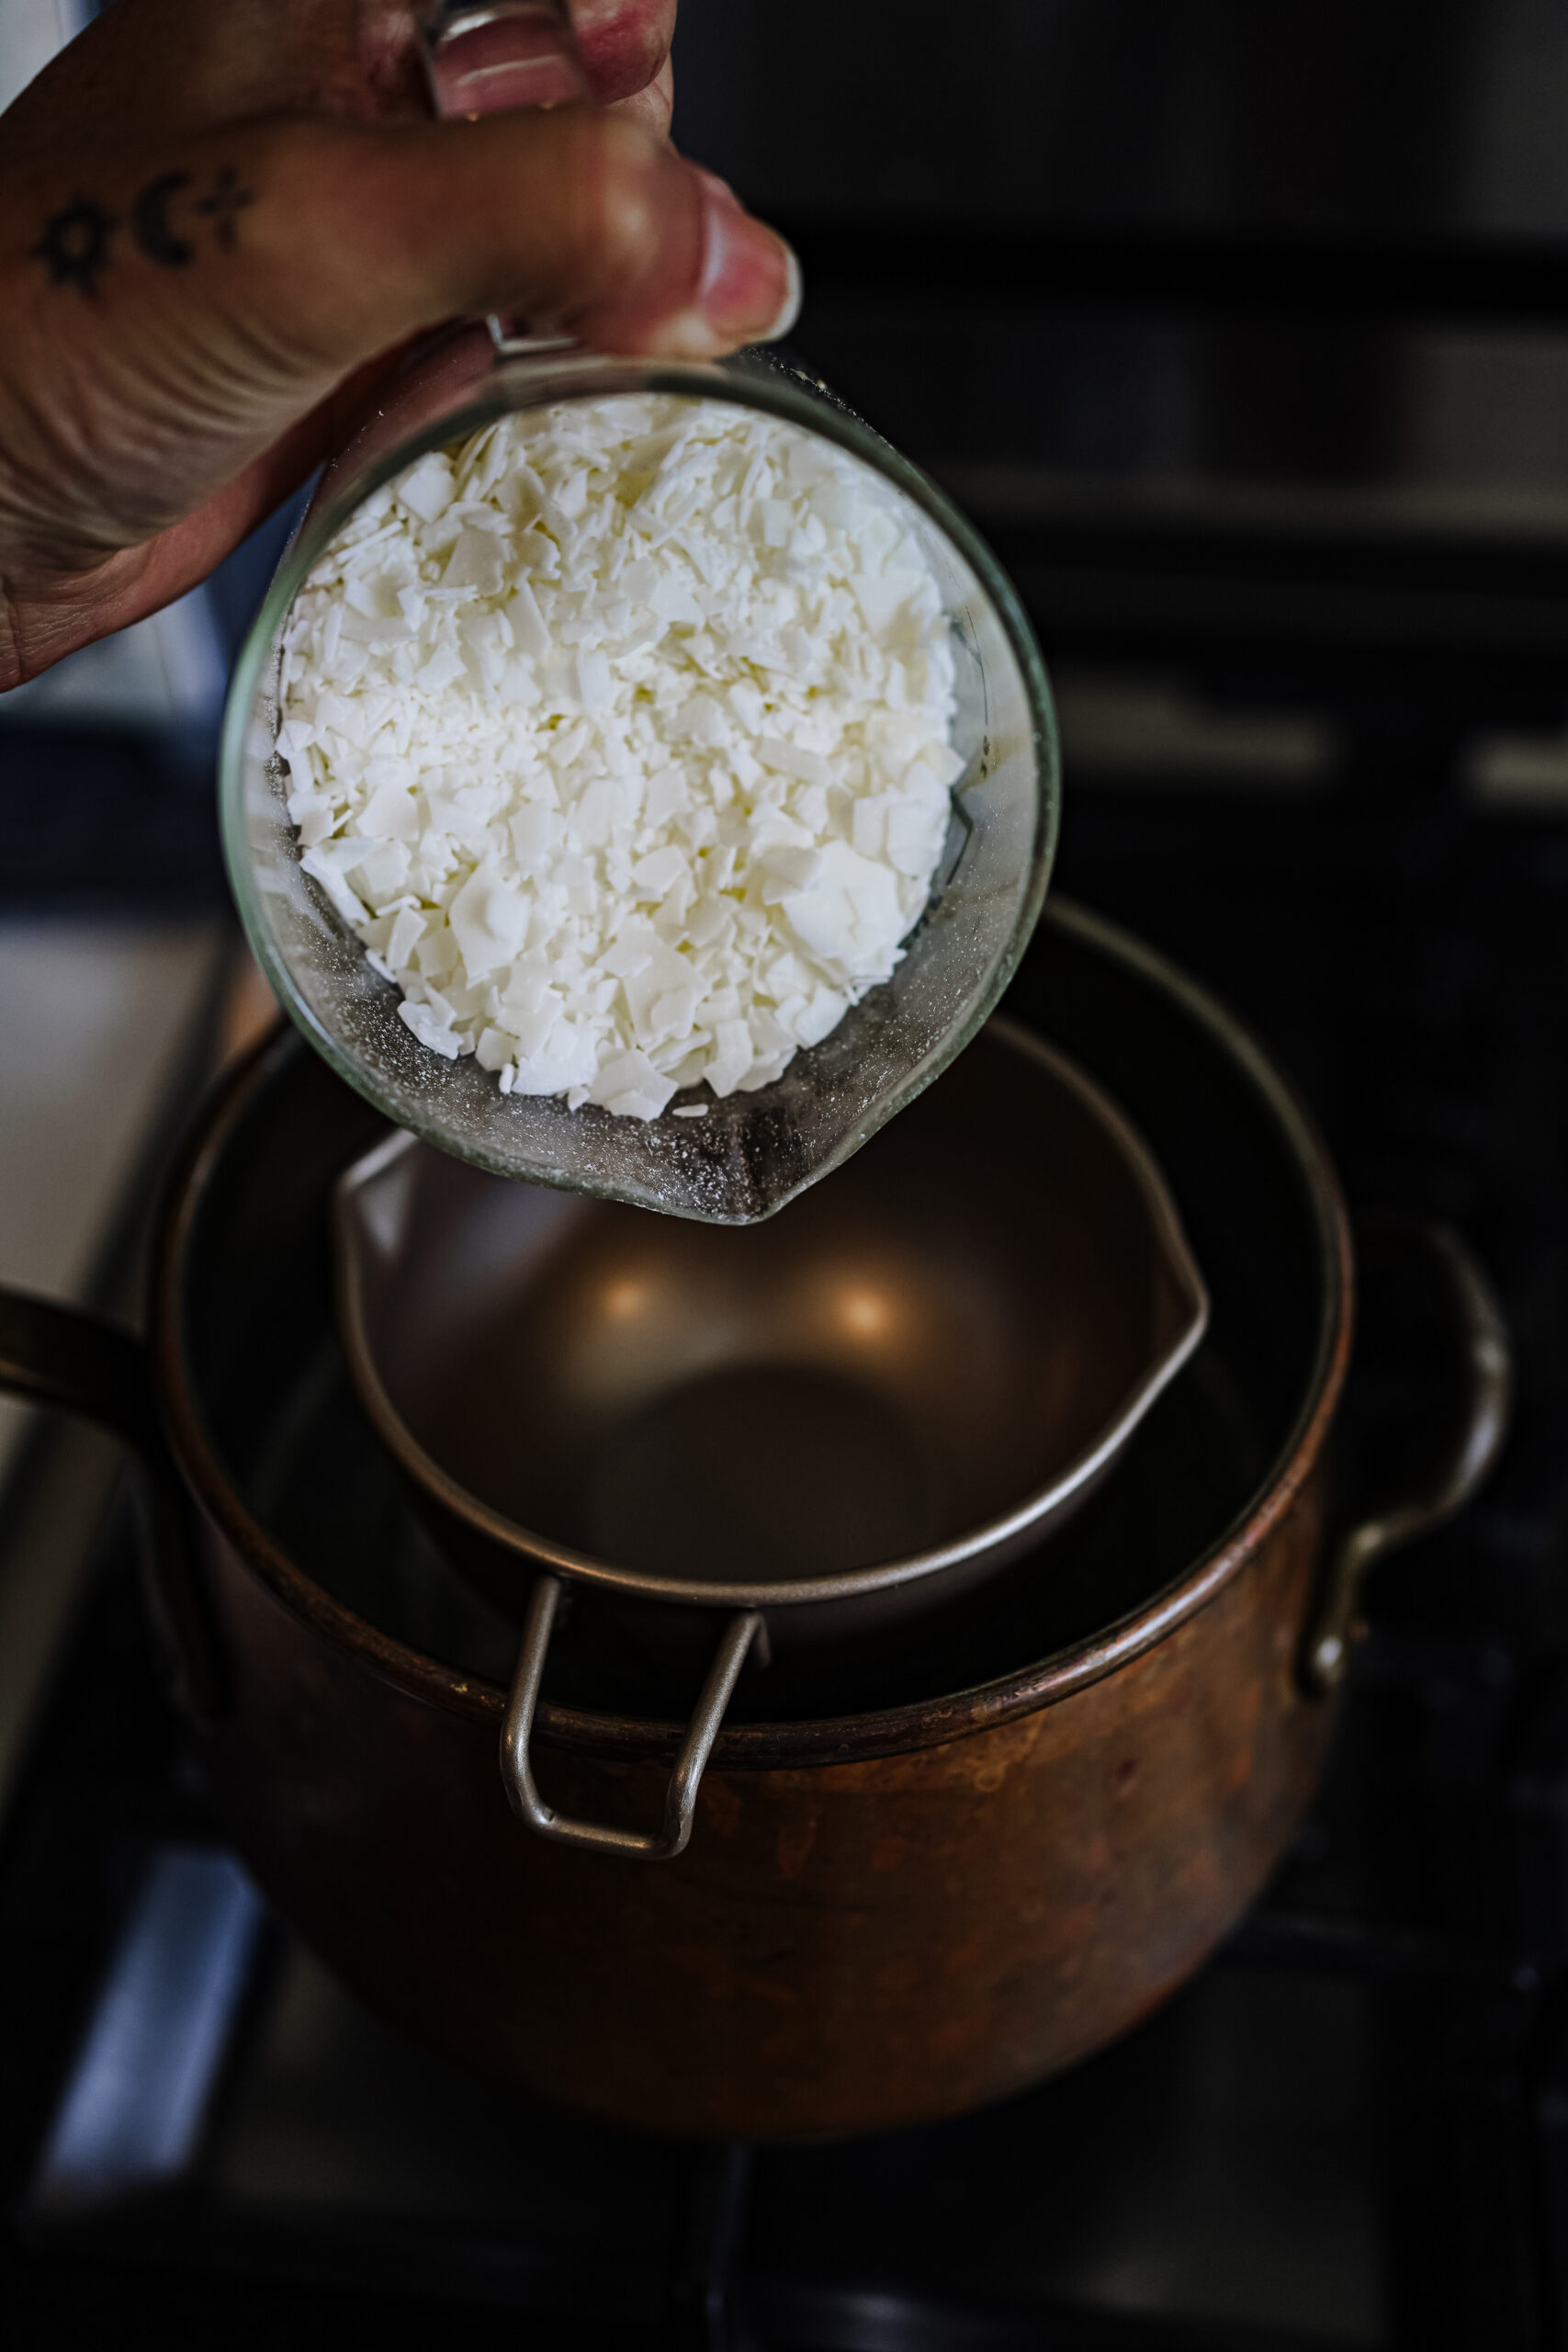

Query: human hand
[0,0,797,688]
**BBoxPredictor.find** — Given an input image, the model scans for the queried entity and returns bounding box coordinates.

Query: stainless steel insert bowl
[334,1017,1208,1857]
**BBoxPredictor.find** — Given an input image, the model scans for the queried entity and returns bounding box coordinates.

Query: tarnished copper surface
[134,902,1359,2138]
[192,1461,1330,2138]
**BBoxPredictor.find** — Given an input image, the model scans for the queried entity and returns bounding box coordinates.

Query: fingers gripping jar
[220,11,1059,1223]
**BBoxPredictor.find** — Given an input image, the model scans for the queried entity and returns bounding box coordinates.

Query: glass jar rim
[219,345,1061,1215]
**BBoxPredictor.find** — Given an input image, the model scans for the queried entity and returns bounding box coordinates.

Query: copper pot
[0,903,1509,2142]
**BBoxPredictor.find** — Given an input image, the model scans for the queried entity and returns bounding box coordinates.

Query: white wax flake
[279,395,961,1118]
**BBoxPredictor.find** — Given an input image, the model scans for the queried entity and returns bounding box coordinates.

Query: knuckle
[566,113,672,296]
[575,0,676,107]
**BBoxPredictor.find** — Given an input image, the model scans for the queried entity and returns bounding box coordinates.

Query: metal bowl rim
[150,899,1351,1763]
[331,1019,1212,1610]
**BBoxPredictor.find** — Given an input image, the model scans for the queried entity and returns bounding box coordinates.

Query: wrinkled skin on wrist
[0,0,790,688]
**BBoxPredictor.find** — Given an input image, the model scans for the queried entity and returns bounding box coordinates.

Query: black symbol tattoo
[132,170,195,267]
[197,164,254,248]
[30,195,117,295]
[33,163,255,296]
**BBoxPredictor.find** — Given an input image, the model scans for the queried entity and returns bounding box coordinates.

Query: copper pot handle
[1300,1219,1511,1695]
[0,1286,223,1724]
[502,1575,763,1859]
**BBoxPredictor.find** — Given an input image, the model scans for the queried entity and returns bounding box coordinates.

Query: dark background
[674,0,1568,238]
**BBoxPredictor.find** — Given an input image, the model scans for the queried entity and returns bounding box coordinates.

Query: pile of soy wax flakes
[277,394,963,1120]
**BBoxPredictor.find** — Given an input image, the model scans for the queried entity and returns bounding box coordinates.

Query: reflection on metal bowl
[333,1023,1210,1634]
[333,1023,1212,1855]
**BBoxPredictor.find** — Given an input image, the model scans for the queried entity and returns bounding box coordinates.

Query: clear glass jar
[220,331,1060,1222]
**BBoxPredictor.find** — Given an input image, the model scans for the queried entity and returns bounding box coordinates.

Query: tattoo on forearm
[132,172,195,268]
[28,197,114,294]
[197,166,252,246]
[30,164,254,296]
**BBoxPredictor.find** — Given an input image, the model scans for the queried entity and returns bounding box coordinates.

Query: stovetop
[3,763,1567,2349]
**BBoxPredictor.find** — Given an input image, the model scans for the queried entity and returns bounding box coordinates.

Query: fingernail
[680,176,801,353]
[762,240,803,343]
